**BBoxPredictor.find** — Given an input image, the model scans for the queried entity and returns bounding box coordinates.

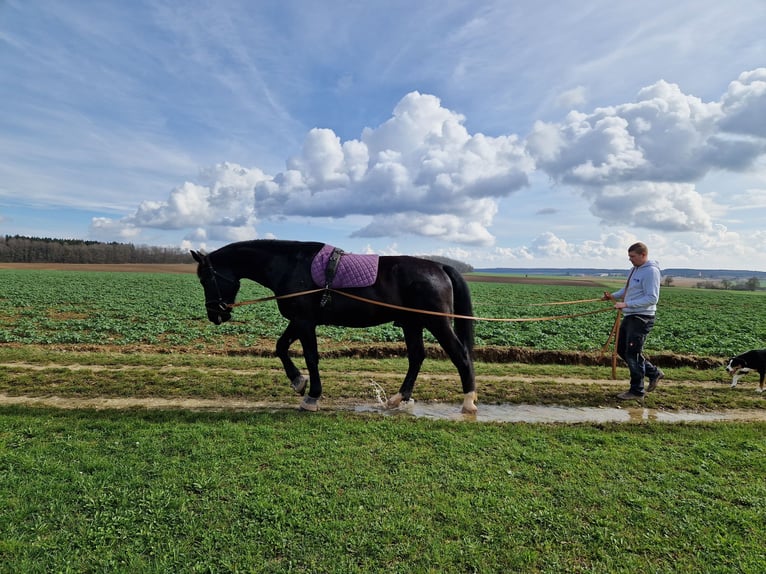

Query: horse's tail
[443,265,475,355]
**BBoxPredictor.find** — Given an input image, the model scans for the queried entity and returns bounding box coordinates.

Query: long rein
[228,286,623,378]
[229,287,615,323]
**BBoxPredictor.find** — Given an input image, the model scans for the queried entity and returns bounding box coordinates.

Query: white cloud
[481,230,641,267]
[526,69,766,234]
[527,80,724,185]
[101,92,532,245]
[556,86,587,109]
[719,68,766,137]
[351,211,497,246]
[529,232,573,258]
[93,69,766,255]
[463,223,766,270]
[93,162,269,234]
[583,182,714,232]
[90,217,141,240]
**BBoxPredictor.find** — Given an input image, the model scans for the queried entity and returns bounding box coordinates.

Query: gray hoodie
[611,260,661,316]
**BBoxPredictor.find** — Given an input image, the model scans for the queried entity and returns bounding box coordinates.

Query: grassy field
[2,408,765,573]
[1,268,766,572]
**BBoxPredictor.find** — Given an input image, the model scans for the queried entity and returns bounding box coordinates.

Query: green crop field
[1,269,764,357]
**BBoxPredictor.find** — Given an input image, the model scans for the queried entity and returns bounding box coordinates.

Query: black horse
[191,240,477,413]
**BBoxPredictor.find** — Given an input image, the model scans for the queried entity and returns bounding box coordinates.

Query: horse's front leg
[386,324,425,409]
[275,323,308,396]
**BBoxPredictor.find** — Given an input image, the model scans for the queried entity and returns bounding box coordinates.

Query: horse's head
[191,250,240,325]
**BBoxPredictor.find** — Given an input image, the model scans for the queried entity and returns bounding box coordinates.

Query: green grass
[1,408,765,573]
[2,270,766,572]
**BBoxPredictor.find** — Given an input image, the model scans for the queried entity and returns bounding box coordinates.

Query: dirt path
[0,361,730,388]
[0,393,298,411]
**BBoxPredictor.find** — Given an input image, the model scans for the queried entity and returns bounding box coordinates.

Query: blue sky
[1,0,765,270]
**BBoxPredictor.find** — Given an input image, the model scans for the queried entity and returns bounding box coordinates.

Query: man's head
[628,242,648,267]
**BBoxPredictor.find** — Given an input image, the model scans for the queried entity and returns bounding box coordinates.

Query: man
[603,242,664,400]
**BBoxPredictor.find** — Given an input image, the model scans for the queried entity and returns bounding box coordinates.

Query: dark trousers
[617,314,660,395]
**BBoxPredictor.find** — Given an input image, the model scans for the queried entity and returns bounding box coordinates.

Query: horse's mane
[214,239,325,257]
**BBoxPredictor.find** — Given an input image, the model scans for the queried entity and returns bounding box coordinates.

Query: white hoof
[386,392,404,409]
[291,375,308,395]
[299,397,319,412]
[460,391,478,414]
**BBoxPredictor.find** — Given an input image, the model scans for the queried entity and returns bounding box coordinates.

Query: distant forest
[0,235,190,264]
[0,235,474,272]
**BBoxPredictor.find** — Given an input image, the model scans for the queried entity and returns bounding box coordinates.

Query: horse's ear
[191,250,203,264]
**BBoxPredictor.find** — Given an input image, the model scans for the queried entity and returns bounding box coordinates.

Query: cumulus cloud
[582,182,714,232]
[130,162,268,229]
[478,224,766,270]
[526,68,766,233]
[486,230,640,266]
[92,92,531,246]
[719,68,766,138]
[95,69,766,247]
[252,92,531,236]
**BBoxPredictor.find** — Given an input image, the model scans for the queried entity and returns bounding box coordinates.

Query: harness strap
[320,247,345,307]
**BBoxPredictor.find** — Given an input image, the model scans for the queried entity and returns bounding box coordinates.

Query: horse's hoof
[291,375,308,395]
[386,393,404,409]
[299,397,319,412]
[461,392,478,415]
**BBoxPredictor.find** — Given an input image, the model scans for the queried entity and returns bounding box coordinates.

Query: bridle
[198,259,239,313]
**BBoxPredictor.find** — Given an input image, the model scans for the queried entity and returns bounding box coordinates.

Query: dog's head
[725,356,748,374]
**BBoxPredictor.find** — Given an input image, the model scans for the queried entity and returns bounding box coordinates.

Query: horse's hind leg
[275,323,307,395]
[386,324,425,409]
[429,320,477,414]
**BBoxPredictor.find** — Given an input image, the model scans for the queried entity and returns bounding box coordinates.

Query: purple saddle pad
[311,244,379,288]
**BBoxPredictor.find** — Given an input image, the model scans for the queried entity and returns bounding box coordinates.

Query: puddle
[354,401,766,424]
[1,392,764,424]
[353,381,766,423]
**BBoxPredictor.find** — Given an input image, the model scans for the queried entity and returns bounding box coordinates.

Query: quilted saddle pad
[310,244,379,288]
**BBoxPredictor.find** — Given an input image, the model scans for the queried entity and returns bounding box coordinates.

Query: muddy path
[3,357,762,424]
[0,360,729,388]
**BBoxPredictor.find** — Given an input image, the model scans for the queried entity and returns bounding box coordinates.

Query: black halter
[199,261,238,313]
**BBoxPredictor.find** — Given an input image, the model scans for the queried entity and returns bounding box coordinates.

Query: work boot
[647,370,665,393]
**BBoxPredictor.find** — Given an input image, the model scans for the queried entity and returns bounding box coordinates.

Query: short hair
[628,242,648,255]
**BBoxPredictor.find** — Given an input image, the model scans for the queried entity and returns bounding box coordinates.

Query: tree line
[0,235,190,264]
[0,236,475,271]
[695,278,761,291]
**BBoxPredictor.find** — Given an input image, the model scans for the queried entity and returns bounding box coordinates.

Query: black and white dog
[725,350,766,393]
